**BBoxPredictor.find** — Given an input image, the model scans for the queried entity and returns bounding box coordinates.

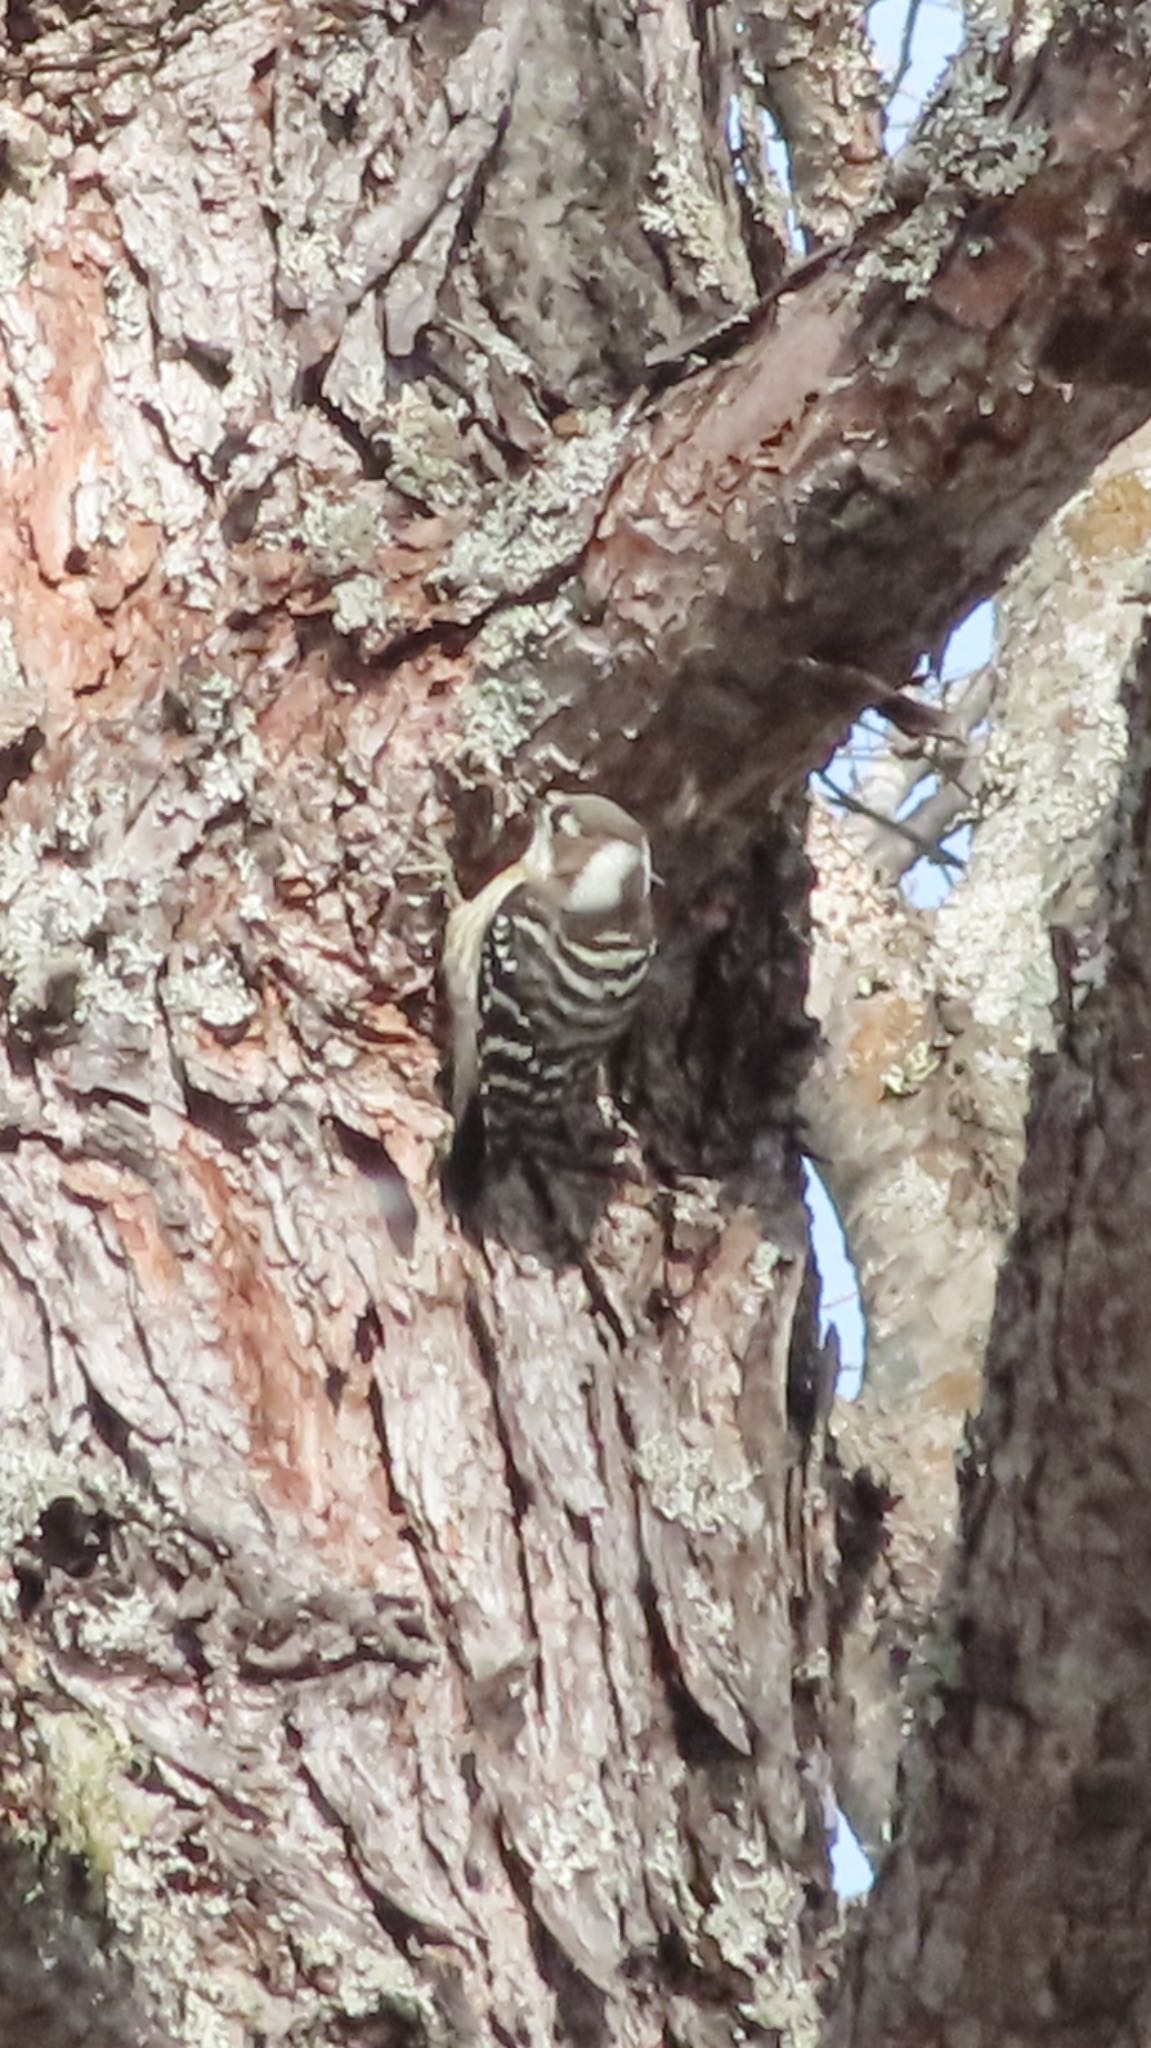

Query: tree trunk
[4,5,1151,2045]
[831,613,1151,2048]
[807,421,1147,1861]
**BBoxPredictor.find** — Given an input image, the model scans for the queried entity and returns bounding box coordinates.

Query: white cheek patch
[566,840,641,914]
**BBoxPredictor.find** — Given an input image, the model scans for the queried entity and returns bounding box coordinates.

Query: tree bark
[831,611,1151,2048]
[807,419,1148,1861]
[4,4,1151,2045]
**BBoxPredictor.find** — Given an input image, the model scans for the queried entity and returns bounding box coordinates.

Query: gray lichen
[164,951,258,1034]
[635,1433,759,1538]
[639,143,755,302]
[865,40,1047,296]
[435,410,629,610]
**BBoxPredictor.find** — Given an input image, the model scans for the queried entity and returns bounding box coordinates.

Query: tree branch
[738,0,887,244]
[459,8,1151,857]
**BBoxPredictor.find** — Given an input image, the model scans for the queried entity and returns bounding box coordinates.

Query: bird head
[525,793,652,914]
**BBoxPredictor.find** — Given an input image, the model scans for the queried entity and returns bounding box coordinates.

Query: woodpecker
[444,792,655,1184]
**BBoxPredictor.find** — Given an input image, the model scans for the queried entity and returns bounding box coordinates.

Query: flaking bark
[3,2,1151,2044]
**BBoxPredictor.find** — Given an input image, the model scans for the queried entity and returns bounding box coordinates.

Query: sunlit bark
[3,3,1151,2043]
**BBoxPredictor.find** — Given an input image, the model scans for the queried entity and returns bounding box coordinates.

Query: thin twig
[816,775,966,870]
[890,0,926,105]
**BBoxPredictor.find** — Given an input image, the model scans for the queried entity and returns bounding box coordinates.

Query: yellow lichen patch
[41,1714,154,1883]
[844,992,931,1104]
[1063,472,1151,561]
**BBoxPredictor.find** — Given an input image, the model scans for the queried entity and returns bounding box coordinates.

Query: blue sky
[869,0,963,144]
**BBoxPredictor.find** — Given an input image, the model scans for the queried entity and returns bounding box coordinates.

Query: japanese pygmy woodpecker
[444,792,655,1173]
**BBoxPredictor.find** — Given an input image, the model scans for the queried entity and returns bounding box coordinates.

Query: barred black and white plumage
[444,793,654,1184]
